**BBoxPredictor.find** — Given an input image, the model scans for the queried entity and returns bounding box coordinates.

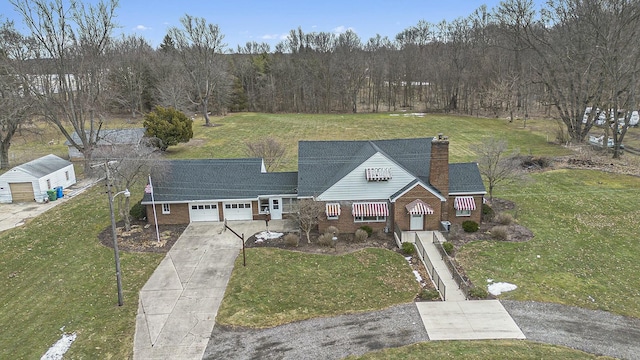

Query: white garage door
[223,202,253,220]
[189,203,219,222]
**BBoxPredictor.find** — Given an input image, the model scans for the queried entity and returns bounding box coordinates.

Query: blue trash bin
[56,186,64,198]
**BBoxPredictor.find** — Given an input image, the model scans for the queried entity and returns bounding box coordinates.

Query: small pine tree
[143,106,193,151]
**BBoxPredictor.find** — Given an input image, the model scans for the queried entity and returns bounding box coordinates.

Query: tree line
[1,0,639,169]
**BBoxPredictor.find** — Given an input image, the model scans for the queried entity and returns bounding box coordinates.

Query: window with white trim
[352,202,388,222]
[65,171,70,181]
[326,203,341,220]
[365,167,392,181]
[282,198,297,213]
[354,215,386,222]
[162,203,171,214]
[259,198,269,213]
[455,209,471,217]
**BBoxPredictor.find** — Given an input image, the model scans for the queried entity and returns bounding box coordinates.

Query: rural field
[1,112,638,358]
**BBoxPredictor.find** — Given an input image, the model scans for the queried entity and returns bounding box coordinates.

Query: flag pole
[147,175,161,243]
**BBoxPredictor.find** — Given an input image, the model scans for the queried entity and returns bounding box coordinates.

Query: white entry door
[410,214,424,231]
[269,198,282,220]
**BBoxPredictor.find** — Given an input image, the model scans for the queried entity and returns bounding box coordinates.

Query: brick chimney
[429,134,449,197]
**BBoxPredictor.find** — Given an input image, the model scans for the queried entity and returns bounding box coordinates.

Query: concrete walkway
[133,220,292,360]
[413,231,466,301]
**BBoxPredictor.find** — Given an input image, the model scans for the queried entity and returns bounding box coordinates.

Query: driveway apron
[133,221,273,360]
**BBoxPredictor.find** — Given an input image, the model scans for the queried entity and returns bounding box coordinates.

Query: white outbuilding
[0,154,76,203]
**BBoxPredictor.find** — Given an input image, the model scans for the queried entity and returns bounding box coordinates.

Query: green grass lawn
[216,247,420,328]
[0,186,164,359]
[457,169,640,318]
[344,340,614,359]
[166,112,571,170]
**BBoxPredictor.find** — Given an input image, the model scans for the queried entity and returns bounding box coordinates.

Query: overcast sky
[1,0,545,50]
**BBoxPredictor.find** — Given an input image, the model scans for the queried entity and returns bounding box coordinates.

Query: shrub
[359,225,373,237]
[283,233,300,247]
[325,226,339,236]
[354,229,368,242]
[418,288,441,301]
[494,212,514,225]
[481,203,494,222]
[442,242,454,255]
[462,220,479,233]
[130,201,146,220]
[317,233,333,247]
[491,226,509,241]
[468,286,489,300]
[401,242,415,255]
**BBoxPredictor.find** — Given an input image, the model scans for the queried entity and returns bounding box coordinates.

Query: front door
[410,214,424,230]
[269,198,282,220]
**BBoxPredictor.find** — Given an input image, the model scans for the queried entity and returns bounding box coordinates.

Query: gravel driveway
[203,303,427,360]
[204,300,640,360]
[503,300,640,360]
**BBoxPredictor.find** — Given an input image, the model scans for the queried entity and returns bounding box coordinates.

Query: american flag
[145,184,153,194]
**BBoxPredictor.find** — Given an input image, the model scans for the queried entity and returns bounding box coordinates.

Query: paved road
[503,300,640,360]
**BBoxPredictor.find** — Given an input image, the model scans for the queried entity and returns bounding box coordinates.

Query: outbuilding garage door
[223,202,252,220]
[189,203,219,222]
[9,182,35,203]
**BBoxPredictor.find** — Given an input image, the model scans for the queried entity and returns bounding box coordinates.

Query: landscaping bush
[325,226,339,236]
[359,225,373,237]
[317,233,333,247]
[491,226,509,241]
[418,288,441,301]
[468,286,489,300]
[494,212,514,225]
[354,229,368,242]
[283,233,300,247]
[481,203,494,222]
[442,241,454,255]
[401,242,415,255]
[462,220,479,233]
[130,201,146,220]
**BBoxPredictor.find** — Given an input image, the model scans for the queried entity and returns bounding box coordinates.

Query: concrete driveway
[133,220,291,360]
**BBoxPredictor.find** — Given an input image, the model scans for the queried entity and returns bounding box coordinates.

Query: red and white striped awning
[454,196,476,211]
[365,167,392,181]
[352,202,389,217]
[405,199,434,215]
[326,203,341,217]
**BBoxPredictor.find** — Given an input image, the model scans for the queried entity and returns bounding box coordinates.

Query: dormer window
[365,167,392,181]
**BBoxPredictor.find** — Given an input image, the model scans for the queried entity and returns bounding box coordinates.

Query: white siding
[0,170,37,203]
[0,164,76,203]
[317,152,415,201]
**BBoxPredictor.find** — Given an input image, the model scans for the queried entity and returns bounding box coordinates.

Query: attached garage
[189,203,219,222]
[223,202,253,220]
[0,154,76,203]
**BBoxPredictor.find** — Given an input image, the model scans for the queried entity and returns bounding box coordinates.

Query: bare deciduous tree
[290,199,324,243]
[244,137,286,172]
[10,0,119,163]
[472,137,523,201]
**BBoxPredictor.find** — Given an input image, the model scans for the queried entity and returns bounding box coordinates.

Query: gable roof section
[8,154,72,179]
[449,163,486,194]
[141,158,298,203]
[298,138,432,197]
[65,128,145,146]
[390,179,447,202]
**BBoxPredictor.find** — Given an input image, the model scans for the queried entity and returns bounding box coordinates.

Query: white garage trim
[223,202,253,221]
[189,203,220,222]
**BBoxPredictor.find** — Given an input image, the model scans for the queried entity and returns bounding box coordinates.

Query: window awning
[405,199,434,215]
[352,202,389,217]
[326,203,341,217]
[454,196,476,211]
[365,167,392,181]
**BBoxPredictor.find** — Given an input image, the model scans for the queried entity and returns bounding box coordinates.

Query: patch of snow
[487,278,494,283]
[412,270,423,283]
[488,282,518,296]
[255,231,283,241]
[41,333,76,360]
[405,256,412,261]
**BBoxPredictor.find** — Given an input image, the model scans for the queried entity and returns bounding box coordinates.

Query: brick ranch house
[141,136,486,233]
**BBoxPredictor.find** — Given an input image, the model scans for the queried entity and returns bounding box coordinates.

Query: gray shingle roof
[449,163,486,194]
[297,138,433,196]
[65,128,145,146]
[14,154,72,178]
[142,159,298,203]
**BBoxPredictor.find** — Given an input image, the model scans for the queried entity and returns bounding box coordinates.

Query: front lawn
[216,247,420,328]
[344,340,613,359]
[0,186,164,359]
[457,169,640,318]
